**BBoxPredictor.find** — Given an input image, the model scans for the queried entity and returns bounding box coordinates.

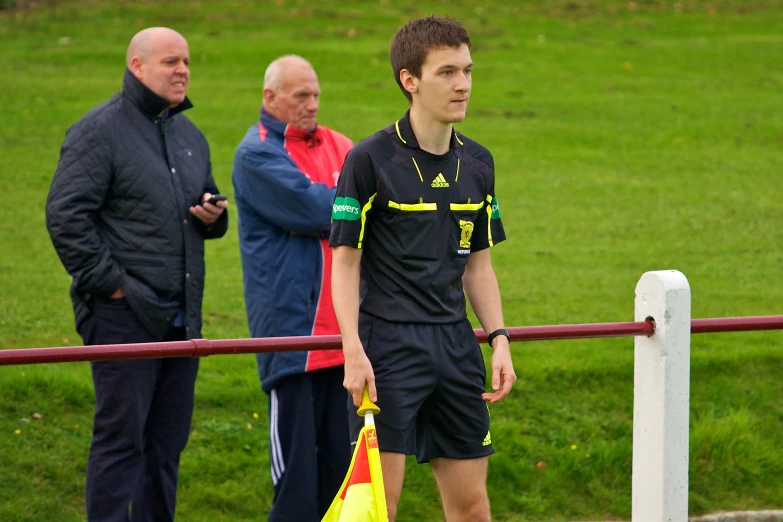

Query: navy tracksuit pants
[79,297,199,522]
[266,366,352,522]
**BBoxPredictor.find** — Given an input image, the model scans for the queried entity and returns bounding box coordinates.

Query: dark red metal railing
[691,315,783,334]
[0,316,780,367]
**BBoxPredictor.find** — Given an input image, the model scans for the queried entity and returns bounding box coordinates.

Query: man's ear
[262,88,276,107]
[400,69,418,96]
[129,56,144,80]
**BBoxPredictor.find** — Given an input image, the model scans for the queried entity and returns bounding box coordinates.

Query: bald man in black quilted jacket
[45,27,227,522]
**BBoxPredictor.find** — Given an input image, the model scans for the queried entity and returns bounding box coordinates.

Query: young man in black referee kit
[330,15,516,522]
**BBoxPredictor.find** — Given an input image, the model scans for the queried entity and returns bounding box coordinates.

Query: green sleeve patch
[332,197,361,221]
[490,196,501,219]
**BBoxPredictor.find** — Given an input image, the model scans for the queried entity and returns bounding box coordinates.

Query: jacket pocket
[122,274,182,339]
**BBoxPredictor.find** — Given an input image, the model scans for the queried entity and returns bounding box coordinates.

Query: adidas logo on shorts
[483,430,492,446]
[431,173,450,188]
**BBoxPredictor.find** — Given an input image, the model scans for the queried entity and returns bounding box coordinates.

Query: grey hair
[263,54,313,91]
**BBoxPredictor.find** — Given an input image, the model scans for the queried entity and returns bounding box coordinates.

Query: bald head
[126,27,186,68]
[262,55,321,131]
[126,27,190,109]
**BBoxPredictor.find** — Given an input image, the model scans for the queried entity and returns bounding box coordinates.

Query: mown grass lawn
[1,1,782,520]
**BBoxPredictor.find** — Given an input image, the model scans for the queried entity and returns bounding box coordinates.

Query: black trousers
[267,367,351,522]
[78,297,199,522]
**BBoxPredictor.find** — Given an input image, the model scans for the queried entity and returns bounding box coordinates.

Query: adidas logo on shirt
[431,173,450,188]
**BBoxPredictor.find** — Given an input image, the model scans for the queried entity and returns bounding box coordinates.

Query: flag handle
[357,386,380,417]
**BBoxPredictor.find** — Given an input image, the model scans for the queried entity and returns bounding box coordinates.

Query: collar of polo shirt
[394,110,464,152]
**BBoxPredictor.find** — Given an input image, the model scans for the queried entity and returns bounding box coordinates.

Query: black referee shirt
[330,111,506,324]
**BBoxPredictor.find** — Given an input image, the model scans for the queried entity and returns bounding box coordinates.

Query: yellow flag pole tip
[357,388,380,416]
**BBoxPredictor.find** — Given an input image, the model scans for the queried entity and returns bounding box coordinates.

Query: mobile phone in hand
[204,194,227,206]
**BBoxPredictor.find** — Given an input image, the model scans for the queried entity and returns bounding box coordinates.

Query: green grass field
[1,0,782,520]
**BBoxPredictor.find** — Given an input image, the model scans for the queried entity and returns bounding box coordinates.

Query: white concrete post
[633,270,691,522]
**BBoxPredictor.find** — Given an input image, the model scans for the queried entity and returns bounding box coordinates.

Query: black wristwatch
[487,328,510,348]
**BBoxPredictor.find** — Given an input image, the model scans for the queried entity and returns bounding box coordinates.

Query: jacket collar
[122,68,193,120]
[394,110,462,152]
[260,107,322,145]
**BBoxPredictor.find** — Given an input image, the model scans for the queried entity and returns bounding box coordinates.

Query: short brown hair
[390,15,471,104]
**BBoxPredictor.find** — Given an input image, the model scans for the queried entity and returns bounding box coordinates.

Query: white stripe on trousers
[270,389,286,485]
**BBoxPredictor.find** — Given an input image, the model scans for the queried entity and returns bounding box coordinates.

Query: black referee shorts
[348,312,494,463]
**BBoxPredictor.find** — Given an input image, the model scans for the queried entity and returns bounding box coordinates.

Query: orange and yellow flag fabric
[322,392,388,522]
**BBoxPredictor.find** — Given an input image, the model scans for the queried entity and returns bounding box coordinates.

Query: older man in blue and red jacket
[232,55,353,522]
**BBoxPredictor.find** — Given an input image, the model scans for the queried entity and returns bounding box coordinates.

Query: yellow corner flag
[322,388,388,522]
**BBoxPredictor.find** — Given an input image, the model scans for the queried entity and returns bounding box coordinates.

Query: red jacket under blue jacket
[233,109,352,392]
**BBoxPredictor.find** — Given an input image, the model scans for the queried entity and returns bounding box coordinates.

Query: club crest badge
[459,220,474,249]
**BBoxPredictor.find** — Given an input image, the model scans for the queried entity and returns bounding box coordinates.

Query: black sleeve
[329,146,378,249]
[469,154,506,252]
[45,119,124,297]
[198,158,229,239]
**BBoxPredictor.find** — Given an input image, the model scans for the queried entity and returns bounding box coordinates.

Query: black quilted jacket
[46,69,228,340]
